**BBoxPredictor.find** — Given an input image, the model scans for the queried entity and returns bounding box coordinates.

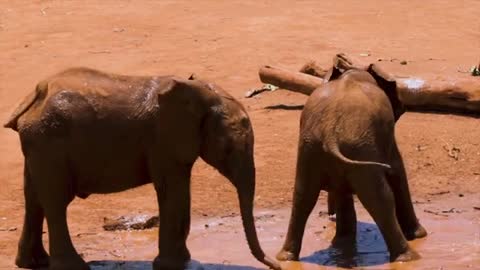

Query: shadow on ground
[406,107,480,118]
[300,221,390,269]
[87,260,262,270]
[264,104,305,110]
[265,104,480,118]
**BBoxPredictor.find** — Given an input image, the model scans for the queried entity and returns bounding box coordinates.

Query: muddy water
[83,196,479,270]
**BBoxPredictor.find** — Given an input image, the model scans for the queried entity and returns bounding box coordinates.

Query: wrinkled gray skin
[5,68,280,270]
[276,64,427,263]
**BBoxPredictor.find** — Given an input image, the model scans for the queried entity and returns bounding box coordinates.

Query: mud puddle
[70,195,478,270]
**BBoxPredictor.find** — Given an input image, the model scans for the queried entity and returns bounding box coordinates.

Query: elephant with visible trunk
[276,64,427,263]
[5,67,280,270]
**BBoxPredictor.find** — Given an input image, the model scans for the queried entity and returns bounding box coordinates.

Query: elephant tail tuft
[327,141,392,170]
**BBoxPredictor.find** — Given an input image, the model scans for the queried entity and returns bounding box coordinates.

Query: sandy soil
[0,1,479,269]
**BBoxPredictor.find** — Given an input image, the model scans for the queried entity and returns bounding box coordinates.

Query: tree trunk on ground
[257,54,480,115]
[258,66,322,96]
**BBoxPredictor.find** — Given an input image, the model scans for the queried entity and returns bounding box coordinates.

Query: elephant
[276,64,427,263]
[4,67,280,270]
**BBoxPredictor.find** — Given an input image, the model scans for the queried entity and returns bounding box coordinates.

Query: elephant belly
[71,152,152,195]
[65,123,157,195]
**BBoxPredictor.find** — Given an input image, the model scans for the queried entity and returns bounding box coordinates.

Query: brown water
[79,196,479,270]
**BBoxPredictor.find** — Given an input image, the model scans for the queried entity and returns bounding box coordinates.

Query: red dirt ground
[0,1,479,269]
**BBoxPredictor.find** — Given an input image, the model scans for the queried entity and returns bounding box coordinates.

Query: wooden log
[258,65,322,95]
[257,54,373,95]
[297,53,369,79]
[258,62,480,115]
[299,61,329,78]
[396,77,480,114]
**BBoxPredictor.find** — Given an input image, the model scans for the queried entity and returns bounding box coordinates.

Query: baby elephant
[5,68,280,270]
[277,64,427,263]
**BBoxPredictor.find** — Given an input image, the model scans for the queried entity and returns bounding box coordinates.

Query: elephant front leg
[277,147,322,261]
[153,166,192,270]
[15,164,49,269]
[387,150,427,240]
[331,191,357,247]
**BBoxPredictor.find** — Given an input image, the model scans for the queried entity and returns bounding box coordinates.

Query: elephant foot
[412,224,427,239]
[15,246,50,269]
[153,254,190,270]
[49,254,90,270]
[403,223,427,240]
[276,249,299,261]
[390,247,421,262]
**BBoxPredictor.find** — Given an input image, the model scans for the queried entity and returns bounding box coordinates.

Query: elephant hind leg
[327,192,336,217]
[331,191,356,247]
[349,168,419,262]
[277,146,323,261]
[387,150,427,240]
[15,161,49,269]
[28,156,89,270]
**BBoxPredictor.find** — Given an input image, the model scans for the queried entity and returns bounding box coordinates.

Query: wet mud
[72,196,479,270]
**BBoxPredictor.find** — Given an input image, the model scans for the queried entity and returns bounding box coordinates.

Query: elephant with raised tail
[276,64,427,263]
[5,67,280,270]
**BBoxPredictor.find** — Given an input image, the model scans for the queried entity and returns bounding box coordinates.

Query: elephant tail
[4,81,48,131]
[327,142,392,169]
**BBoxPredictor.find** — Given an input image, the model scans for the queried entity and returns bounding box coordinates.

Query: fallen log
[396,77,480,114]
[257,56,480,115]
[258,65,323,95]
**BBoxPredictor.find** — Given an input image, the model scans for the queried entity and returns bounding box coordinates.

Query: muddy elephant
[5,67,280,270]
[276,64,427,263]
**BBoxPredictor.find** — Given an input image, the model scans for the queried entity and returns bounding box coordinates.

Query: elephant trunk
[237,177,281,270]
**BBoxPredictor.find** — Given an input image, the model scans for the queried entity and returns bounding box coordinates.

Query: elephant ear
[323,65,344,82]
[188,73,198,80]
[367,64,405,121]
[324,53,354,82]
[158,78,210,121]
[186,74,218,95]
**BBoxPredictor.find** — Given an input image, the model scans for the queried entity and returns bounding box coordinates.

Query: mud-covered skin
[5,67,280,270]
[277,65,426,263]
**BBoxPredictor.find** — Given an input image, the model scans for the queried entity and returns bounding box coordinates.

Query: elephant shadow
[264,104,304,110]
[85,259,260,270]
[265,104,480,118]
[406,107,480,118]
[300,221,390,269]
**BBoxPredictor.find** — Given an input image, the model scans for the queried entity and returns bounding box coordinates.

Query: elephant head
[324,63,405,122]
[185,79,280,270]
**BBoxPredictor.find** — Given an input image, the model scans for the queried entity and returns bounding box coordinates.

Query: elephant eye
[239,117,250,129]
